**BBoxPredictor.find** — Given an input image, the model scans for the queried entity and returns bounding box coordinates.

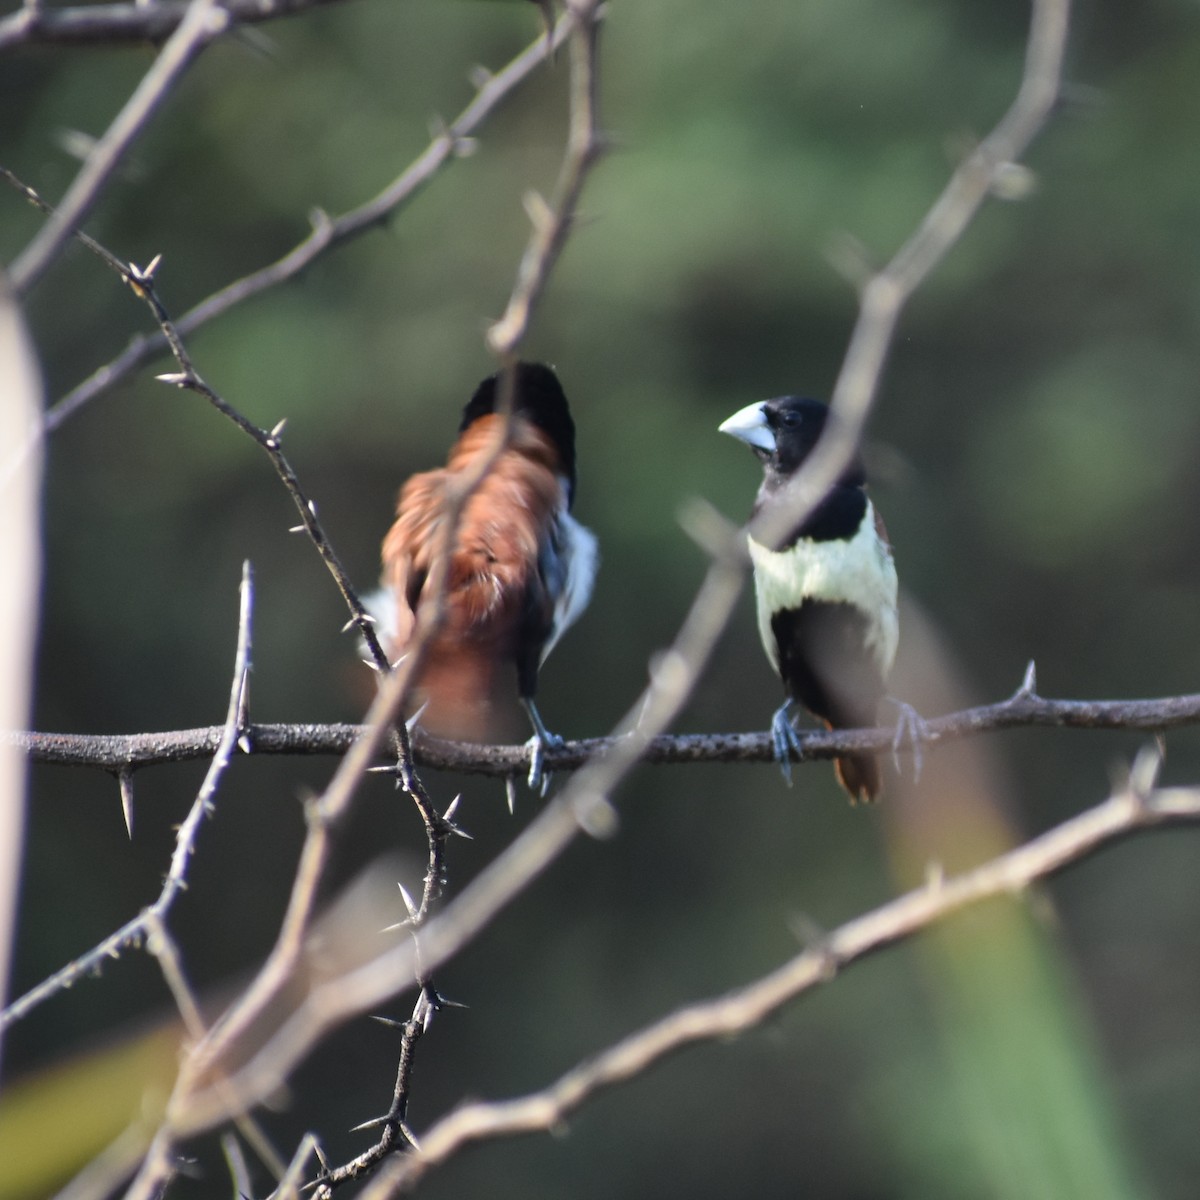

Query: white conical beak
[718,401,774,453]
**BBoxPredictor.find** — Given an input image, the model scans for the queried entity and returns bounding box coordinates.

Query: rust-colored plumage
[377,364,597,751]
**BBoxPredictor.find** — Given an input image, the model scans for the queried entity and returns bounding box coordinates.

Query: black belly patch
[770,600,885,729]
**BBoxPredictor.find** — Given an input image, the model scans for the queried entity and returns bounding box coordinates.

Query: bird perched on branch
[374,362,597,790]
[719,395,899,802]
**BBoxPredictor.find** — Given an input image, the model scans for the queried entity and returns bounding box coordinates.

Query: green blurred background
[3,0,1200,1196]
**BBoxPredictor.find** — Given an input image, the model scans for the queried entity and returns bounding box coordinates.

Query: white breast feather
[748,499,898,676]
[360,585,397,651]
[540,509,599,663]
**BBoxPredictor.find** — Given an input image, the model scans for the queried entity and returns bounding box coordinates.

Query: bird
[719,394,898,802]
[373,361,598,791]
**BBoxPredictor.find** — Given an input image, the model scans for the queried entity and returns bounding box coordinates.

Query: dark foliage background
[3,1,1200,1197]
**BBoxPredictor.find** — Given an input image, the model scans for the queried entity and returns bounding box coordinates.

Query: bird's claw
[520,698,565,796]
[770,702,804,786]
[886,696,929,782]
[524,729,563,796]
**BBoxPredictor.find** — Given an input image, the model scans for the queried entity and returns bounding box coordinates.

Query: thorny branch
[30,153,473,1168]
[2,9,579,467]
[11,668,1200,783]
[29,6,612,1198]
[0,565,289,1194]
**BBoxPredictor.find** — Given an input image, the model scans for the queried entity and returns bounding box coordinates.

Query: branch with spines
[0,564,290,1185]
[13,663,1200,780]
[24,6,609,1196]
[3,9,578,456]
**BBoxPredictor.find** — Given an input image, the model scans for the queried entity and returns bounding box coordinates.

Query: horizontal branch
[0,0,348,52]
[372,773,1200,1193]
[12,679,1200,778]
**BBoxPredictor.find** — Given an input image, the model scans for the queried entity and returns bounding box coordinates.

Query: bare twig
[0,168,395,677]
[367,778,1200,1195]
[8,0,230,295]
[5,11,578,455]
[487,0,606,356]
[0,564,261,1195]
[2,564,253,1032]
[754,0,1071,555]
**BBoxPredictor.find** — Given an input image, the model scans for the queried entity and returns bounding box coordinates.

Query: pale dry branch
[487,0,606,356]
[0,262,42,1075]
[367,774,1200,1195]
[8,0,230,295]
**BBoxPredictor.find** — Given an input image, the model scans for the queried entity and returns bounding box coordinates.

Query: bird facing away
[376,362,598,788]
[719,395,898,802]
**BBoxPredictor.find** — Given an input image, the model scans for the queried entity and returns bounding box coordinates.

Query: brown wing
[380,413,565,740]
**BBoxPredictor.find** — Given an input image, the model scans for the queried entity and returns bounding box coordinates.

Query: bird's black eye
[779,410,801,428]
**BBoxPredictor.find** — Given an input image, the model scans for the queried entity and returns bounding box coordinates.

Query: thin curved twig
[753,0,1071,555]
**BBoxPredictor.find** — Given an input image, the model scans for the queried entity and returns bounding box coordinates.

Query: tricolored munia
[719,394,904,802]
[373,362,597,791]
